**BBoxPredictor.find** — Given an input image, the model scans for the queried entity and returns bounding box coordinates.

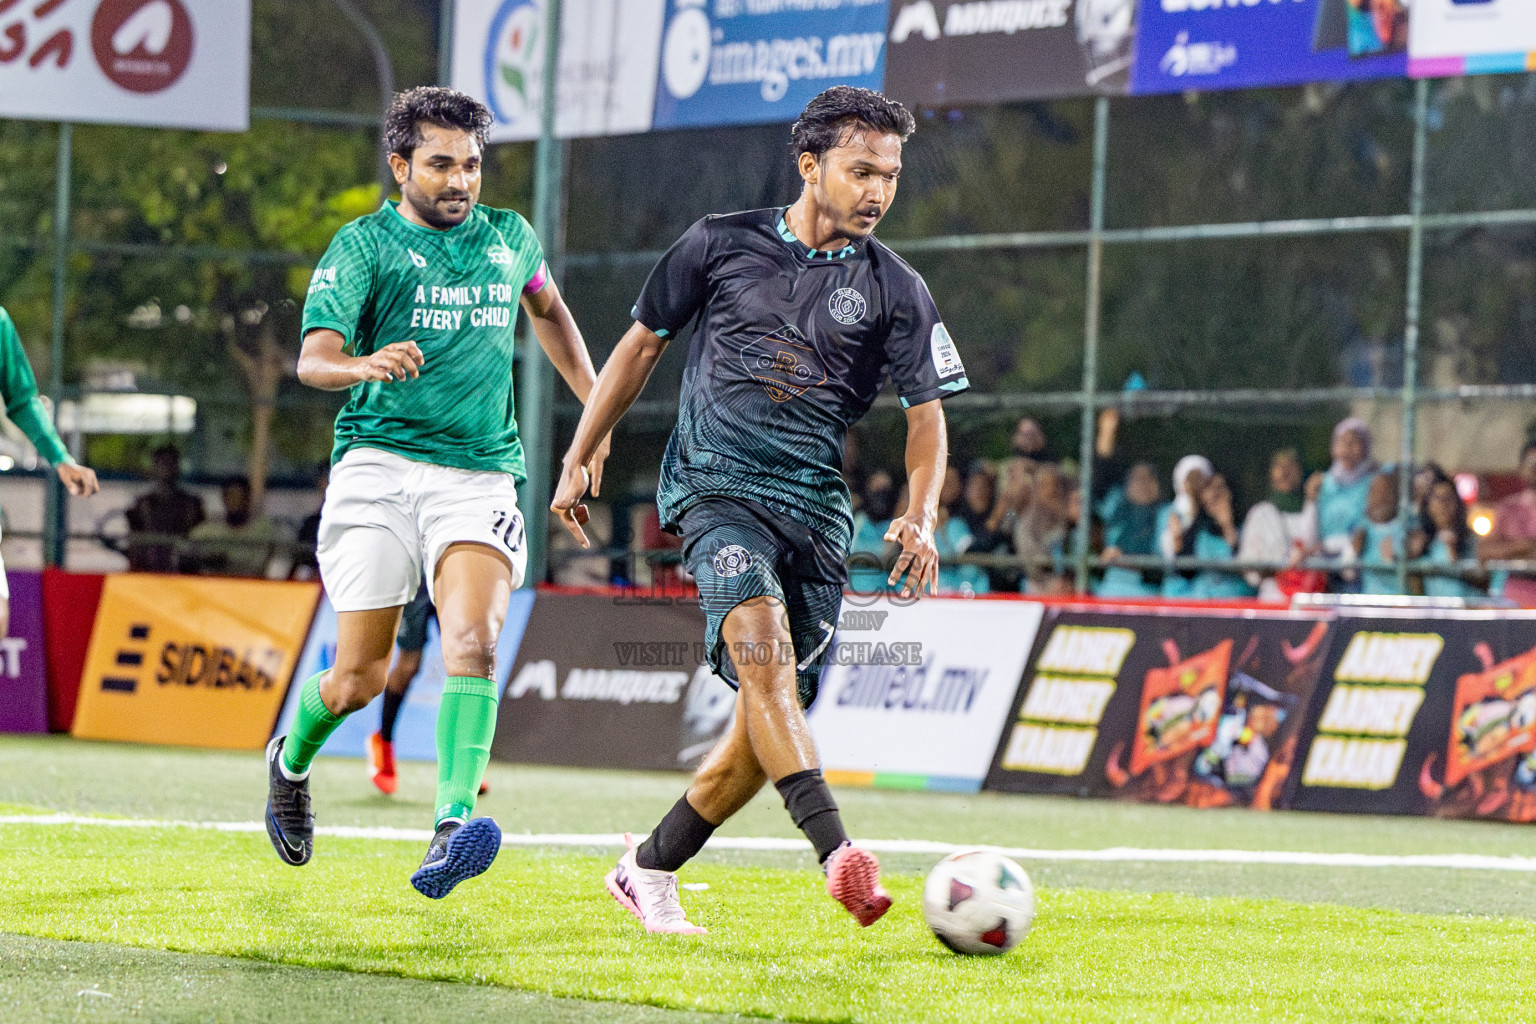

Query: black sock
[636,795,716,872]
[379,688,405,743]
[775,769,848,863]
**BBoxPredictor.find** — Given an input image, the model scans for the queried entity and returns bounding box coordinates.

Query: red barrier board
[42,569,106,733]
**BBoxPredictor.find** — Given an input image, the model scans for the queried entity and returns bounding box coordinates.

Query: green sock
[281,672,345,779]
[435,675,500,827]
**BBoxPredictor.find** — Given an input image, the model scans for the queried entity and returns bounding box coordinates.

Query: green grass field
[0,736,1531,1023]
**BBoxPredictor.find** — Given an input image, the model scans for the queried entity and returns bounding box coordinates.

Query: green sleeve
[300,223,378,352]
[0,309,70,466]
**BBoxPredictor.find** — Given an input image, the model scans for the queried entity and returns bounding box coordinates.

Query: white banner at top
[0,0,250,131]
[449,0,665,143]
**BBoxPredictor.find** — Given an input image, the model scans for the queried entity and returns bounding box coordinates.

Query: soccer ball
[921,850,1036,955]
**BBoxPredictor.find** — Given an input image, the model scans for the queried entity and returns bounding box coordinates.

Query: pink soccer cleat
[825,841,892,927]
[604,833,708,935]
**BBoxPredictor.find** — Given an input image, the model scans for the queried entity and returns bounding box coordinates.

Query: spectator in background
[289,462,328,581]
[1357,468,1404,596]
[1010,416,1053,463]
[1238,448,1320,601]
[1411,469,1482,599]
[189,476,281,578]
[957,461,1001,551]
[1163,463,1253,598]
[849,469,897,592]
[1096,461,1163,598]
[1159,455,1212,563]
[1314,417,1377,569]
[125,443,205,573]
[1014,462,1071,594]
[1479,441,1536,605]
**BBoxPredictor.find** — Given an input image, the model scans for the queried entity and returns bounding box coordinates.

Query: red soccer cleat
[366,732,397,795]
[825,841,892,927]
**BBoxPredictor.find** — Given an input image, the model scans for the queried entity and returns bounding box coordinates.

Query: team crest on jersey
[828,287,866,326]
[740,325,827,403]
[408,248,428,268]
[713,545,753,578]
[487,245,514,266]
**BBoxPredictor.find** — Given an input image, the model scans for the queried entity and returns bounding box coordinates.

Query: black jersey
[633,208,969,553]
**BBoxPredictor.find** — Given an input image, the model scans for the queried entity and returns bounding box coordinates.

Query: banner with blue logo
[652,0,891,130]
[1131,0,1407,96]
[273,589,537,762]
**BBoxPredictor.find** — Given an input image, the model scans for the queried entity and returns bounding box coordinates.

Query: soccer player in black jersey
[552,86,969,933]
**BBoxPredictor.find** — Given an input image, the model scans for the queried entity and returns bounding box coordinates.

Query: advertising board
[72,575,318,749]
[884,0,1136,106]
[1130,0,1406,95]
[986,606,1334,809]
[0,571,48,734]
[493,592,737,772]
[652,0,890,129]
[809,596,1043,791]
[1289,610,1536,822]
[0,0,250,130]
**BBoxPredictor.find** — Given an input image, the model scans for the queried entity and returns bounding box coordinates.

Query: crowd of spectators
[843,411,1536,603]
[122,444,311,579]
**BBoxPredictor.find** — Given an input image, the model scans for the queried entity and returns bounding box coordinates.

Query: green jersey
[0,307,71,466]
[302,201,547,480]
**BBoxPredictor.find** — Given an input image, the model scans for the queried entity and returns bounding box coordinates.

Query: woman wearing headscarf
[1313,417,1378,568]
[1159,459,1253,598]
[1237,448,1320,600]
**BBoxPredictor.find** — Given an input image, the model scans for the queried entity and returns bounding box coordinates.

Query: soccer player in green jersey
[0,307,99,632]
[265,87,608,899]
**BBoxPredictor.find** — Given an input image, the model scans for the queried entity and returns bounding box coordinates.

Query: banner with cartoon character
[884,0,1137,107]
[985,606,1333,810]
[1130,0,1406,96]
[1289,610,1536,823]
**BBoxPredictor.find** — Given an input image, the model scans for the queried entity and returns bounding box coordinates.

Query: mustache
[437,192,471,203]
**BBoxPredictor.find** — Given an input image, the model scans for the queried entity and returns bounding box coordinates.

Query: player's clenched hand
[550,460,593,548]
[355,341,425,384]
[57,462,99,498]
[884,515,939,598]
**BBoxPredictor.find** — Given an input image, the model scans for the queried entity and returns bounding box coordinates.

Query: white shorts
[317,447,528,612]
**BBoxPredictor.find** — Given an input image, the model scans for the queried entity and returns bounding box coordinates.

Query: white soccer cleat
[604,833,708,935]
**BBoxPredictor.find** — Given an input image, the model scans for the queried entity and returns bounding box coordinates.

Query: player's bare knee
[326,665,386,714]
[440,624,498,679]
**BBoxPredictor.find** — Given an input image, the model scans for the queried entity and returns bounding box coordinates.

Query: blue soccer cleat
[410,817,501,899]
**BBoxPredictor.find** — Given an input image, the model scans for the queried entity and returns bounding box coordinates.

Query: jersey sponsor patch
[828,287,867,326]
[930,322,962,378]
[741,325,827,403]
[408,248,428,268]
[713,544,753,578]
[308,267,337,294]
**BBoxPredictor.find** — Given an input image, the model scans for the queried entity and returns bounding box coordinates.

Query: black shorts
[396,584,434,653]
[679,496,846,709]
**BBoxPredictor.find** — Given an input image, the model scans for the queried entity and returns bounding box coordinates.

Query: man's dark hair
[790,86,915,160]
[223,475,251,494]
[384,86,493,161]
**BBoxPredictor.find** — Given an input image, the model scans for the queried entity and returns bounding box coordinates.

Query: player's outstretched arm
[520,278,611,494]
[551,320,670,548]
[885,400,948,598]
[296,329,424,391]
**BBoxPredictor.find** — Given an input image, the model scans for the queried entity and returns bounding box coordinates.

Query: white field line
[3,813,1536,873]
